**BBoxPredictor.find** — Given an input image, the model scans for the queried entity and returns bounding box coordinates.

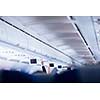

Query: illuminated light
[97,33,100,36]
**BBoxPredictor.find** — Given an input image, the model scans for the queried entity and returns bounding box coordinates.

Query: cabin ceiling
[0,16,99,64]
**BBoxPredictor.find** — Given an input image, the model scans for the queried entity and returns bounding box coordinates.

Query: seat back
[54,65,100,83]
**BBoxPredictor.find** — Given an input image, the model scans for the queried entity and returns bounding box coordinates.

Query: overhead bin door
[0,20,28,49]
[0,21,8,41]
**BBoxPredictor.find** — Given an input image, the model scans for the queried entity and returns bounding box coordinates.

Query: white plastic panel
[0,21,8,41]
[0,20,28,49]
[74,16,100,61]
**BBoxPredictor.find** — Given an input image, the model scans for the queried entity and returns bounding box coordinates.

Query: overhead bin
[0,22,8,41]
[0,20,28,49]
[74,16,99,61]
[0,18,72,65]
[27,35,72,64]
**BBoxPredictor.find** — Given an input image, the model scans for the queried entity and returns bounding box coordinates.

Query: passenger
[51,67,58,75]
[41,60,47,74]
[42,65,47,73]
